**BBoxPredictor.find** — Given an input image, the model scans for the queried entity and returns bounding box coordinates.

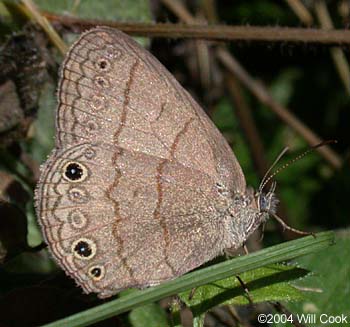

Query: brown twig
[19,0,67,54]
[271,302,307,327]
[162,0,195,23]
[284,0,314,26]
[202,0,218,24]
[314,0,350,95]
[160,0,213,94]
[42,11,350,45]
[209,307,242,327]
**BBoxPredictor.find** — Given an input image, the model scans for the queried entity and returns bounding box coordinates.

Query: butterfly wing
[36,144,233,298]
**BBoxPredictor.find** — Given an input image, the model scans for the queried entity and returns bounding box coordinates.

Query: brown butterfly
[35,27,280,298]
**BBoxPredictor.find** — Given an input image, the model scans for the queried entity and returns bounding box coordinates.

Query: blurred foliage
[275,231,350,327]
[34,0,151,22]
[129,303,169,327]
[0,0,349,326]
[290,232,350,316]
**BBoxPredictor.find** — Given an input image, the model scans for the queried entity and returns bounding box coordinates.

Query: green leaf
[274,230,350,325]
[212,98,238,132]
[33,0,151,22]
[26,81,55,164]
[269,68,301,106]
[180,264,307,317]
[129,303,169,327]
[40,232,334,327]
[193,314,205,327]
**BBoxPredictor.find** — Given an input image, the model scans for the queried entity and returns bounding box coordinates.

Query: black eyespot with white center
[71,238,96,260]
[65,163,83,180]
[90,267,101,277]
[88,265,105,281]
[74,240,91,257]
[62,161,88,183]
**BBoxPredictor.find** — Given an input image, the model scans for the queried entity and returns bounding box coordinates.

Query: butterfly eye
[63,162,88,182]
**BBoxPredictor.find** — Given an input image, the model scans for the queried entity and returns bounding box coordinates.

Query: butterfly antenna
[259,147,289,193]
[259,140,337,193]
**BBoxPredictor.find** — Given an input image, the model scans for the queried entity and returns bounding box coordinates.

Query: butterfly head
[226,184,279,249]
[255,182,279,216]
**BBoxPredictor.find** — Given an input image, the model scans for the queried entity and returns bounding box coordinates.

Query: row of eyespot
[72,238,104,281]
[63,163,104,281]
